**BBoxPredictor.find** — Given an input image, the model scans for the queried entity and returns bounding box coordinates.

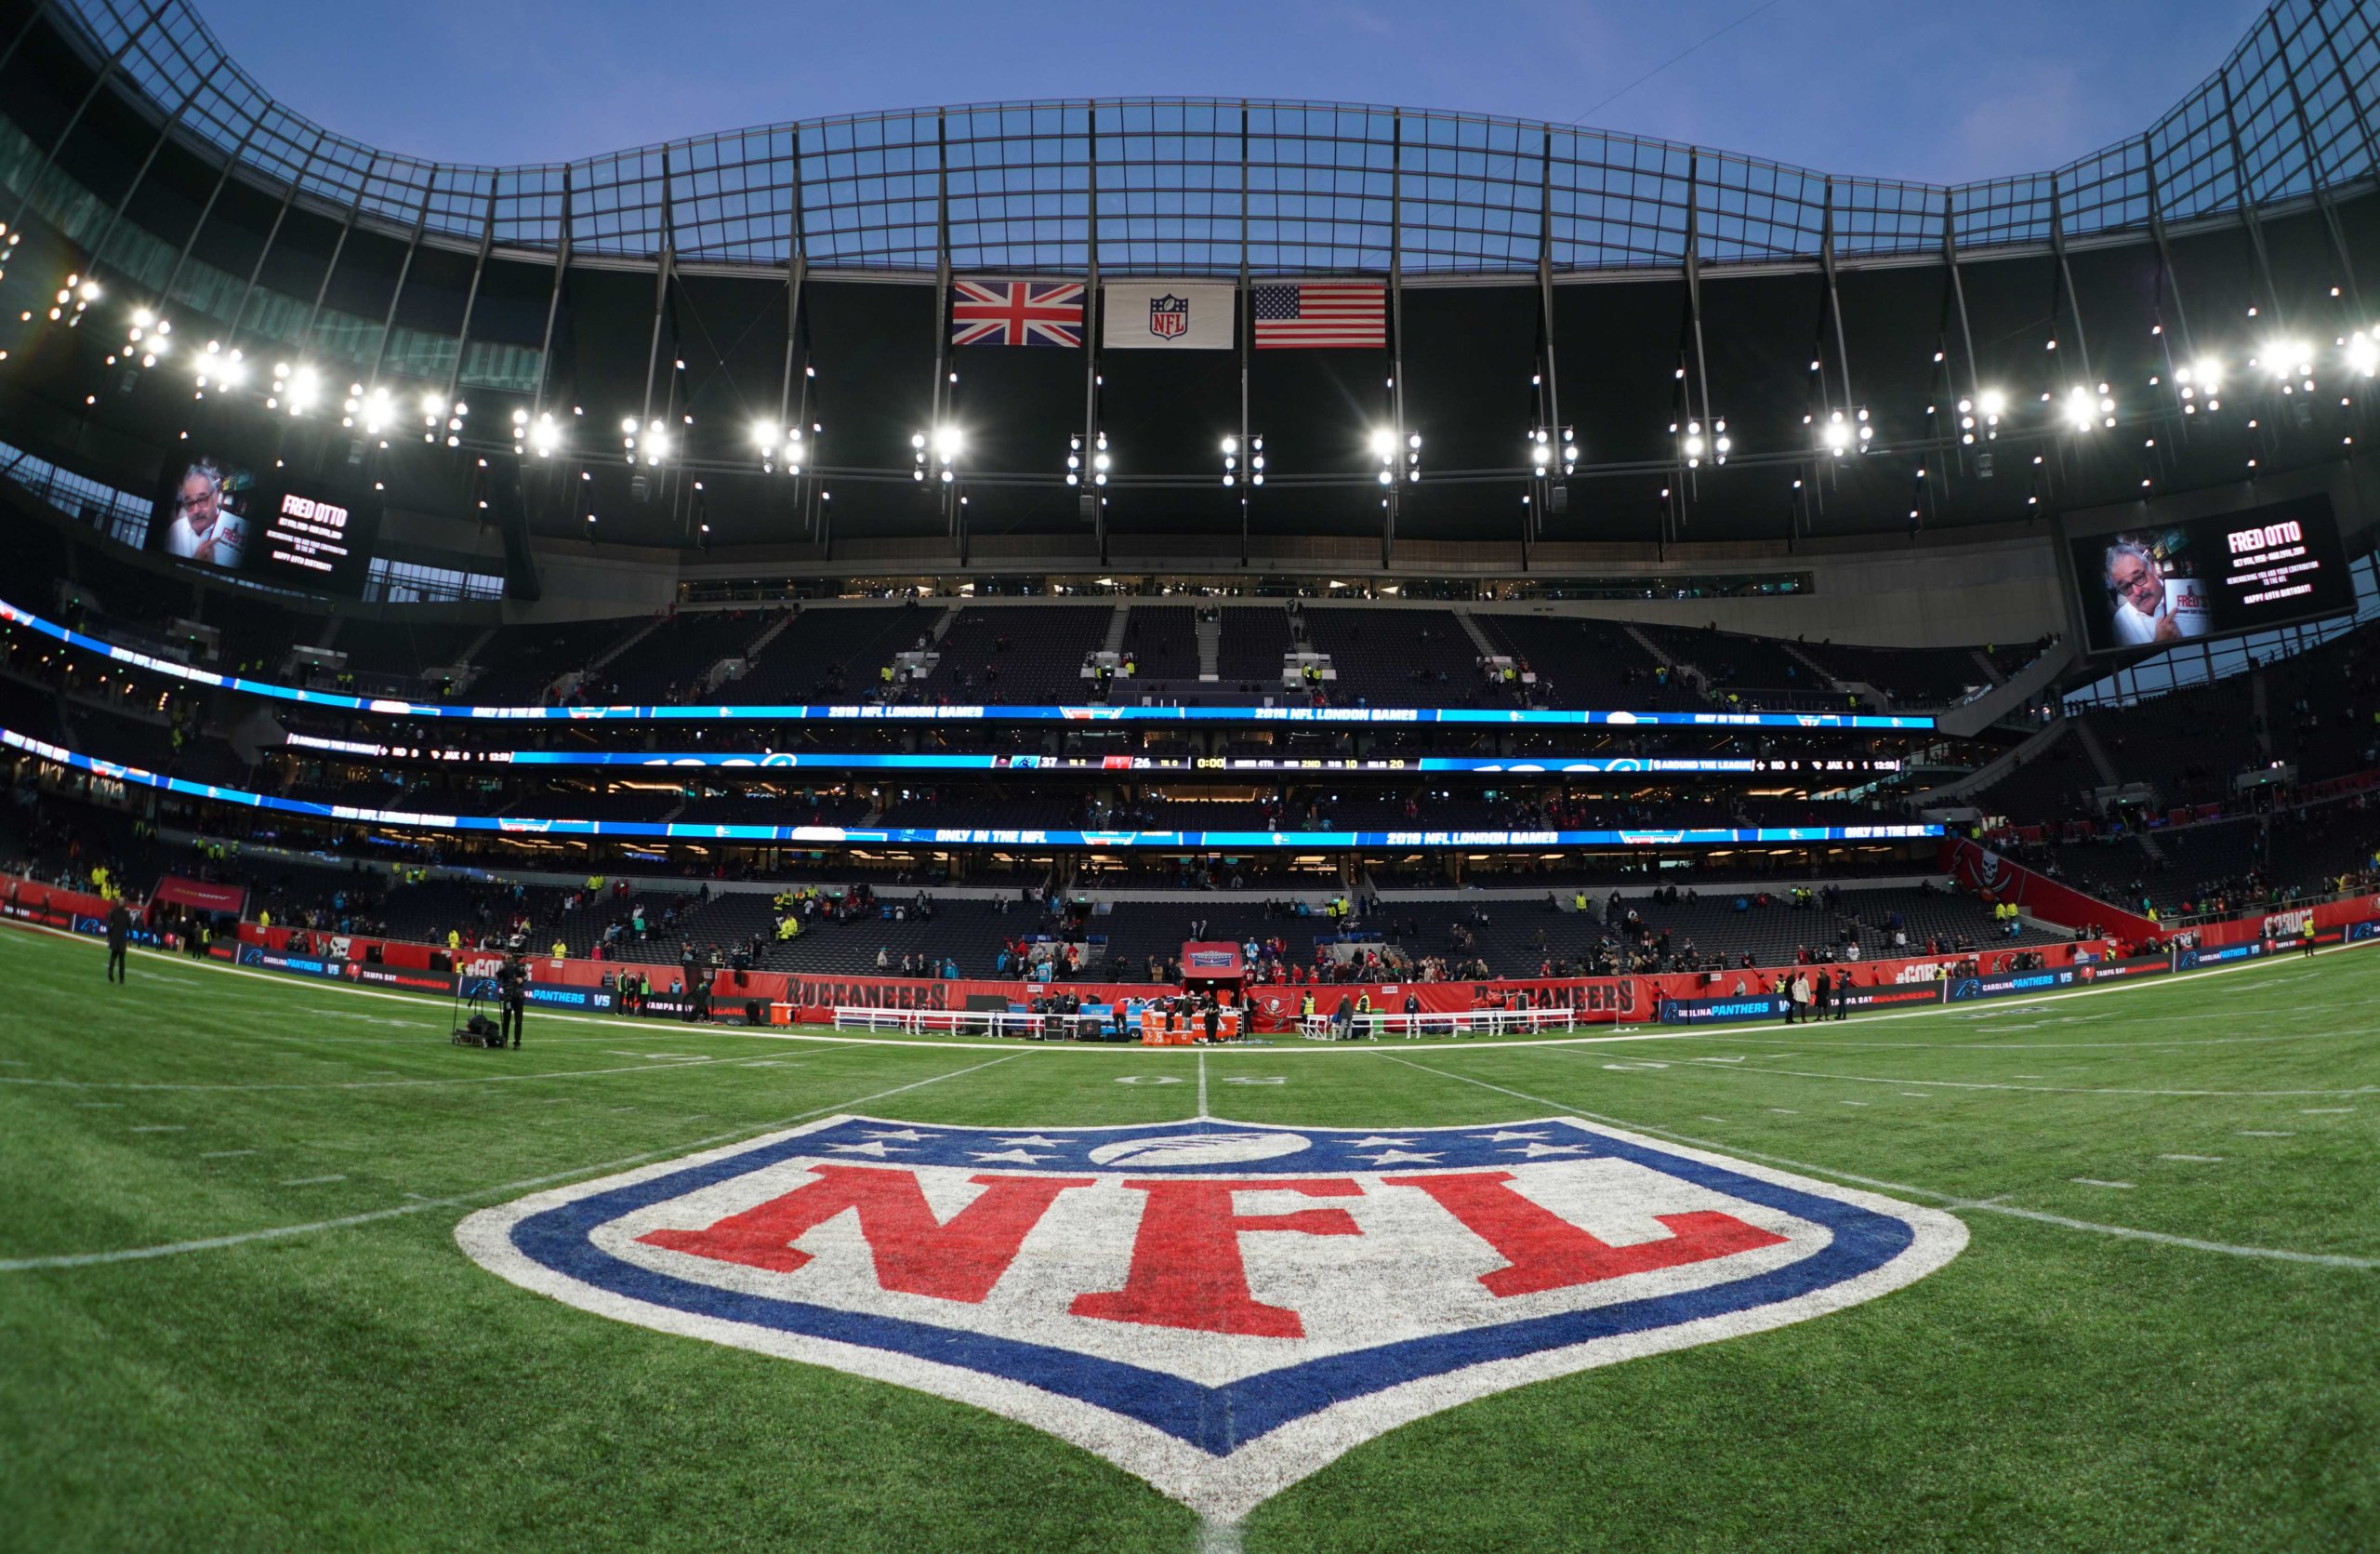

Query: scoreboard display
[151,451,382,596]
[2070,494,2357,654]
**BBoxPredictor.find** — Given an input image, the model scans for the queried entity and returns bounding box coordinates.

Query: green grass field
[2,922,2374,1553]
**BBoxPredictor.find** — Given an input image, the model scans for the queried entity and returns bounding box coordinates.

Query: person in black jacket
[105,901,132,984]
[496,954,528,1049]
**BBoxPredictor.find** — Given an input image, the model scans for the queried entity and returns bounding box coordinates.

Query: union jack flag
[949,279,1084,347]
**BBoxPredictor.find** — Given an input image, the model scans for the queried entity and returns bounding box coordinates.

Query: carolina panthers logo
[458,1116,1963,1518]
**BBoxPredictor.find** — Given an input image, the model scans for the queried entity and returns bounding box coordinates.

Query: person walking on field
[105,900,132,984]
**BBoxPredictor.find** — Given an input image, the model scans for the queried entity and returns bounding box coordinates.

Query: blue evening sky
[188,0,2270,184]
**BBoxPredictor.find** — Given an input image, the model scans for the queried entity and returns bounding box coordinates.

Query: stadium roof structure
[0,0,2373,564]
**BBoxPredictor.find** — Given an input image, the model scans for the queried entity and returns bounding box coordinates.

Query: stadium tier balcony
[463,618,648,704]
[919,606,1115,703]
[1123,606,1200,683]
[602,609,781,702]
[1790,640,1996,709]
[1471,614,1691,711]
[734,605,927,701]
[1212,607,1296,685]
[1299,609,1497,707]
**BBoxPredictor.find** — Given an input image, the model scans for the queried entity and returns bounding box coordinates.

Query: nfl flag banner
[950,280,1084,347]
[1252,282,1386,349]
[459,1112,1964,1520]
[1102,283,1236,349]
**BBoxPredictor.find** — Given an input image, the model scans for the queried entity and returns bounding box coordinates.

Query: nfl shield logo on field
[1149,294,1190,339]
[458,1116,1964,1518]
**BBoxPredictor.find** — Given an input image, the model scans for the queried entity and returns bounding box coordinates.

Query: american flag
[949,279,1084,347]
[1252,282,1386,349]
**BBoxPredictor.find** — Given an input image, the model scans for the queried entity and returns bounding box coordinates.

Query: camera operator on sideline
[496,950,529,1050]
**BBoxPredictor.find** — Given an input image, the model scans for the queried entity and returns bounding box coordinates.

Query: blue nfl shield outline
[1149,294,1190,339]
[458,1113,1964,1520]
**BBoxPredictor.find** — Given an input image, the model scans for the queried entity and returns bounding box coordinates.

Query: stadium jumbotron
[2,0,2376,1547]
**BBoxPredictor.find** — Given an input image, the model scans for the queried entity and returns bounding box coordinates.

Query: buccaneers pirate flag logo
[458,1116,1964,1518]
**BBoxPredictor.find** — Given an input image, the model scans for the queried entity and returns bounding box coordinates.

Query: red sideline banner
[2194,894,2380,949]
[151,874,248,915]
[1941,838,2160,940]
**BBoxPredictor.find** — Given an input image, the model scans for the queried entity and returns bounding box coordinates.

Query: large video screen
[151,453,381,595]
[2069,494,2356,654]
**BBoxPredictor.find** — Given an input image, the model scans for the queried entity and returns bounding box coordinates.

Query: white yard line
[1377,1056,2380,1270]
[1666,1056,2374,1100]
[0,1053,1025,1274]
[1,1057,735,1094]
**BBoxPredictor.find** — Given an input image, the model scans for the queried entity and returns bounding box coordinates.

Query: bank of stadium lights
[1809,406,1871,458]
[2173,359,2223,414]
[120,308,170,369]
[921,425,960,483]
[2252,340,2317,395]
[1528,426,1576,475]
[1955,389,2006,444]
[622,416,671,467]
[1221,434,1263,487]
[414,390,468,447]
[2342,329,2378,380]
[513,408,564,458]
[751,420,805,474]
[342,383,397,437]
[2062,382,2117,433]
[1065,431,1108,488]
[263,361,323,417]
[192,339,246,396]
[1671,417,1728,469]
[48,272,99,325]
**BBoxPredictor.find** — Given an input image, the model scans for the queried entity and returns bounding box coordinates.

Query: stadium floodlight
[2345,329,2378,380]
[1672,416,1729,469]
[1221,434,1238,486]
[2174,358,2223,414]
[50,272,98,325]
[2063,383,2116,432]
[1813,406,1871,458]
[122,308,171,369]
[1065,431,1109,487]
[1405,432,1422,484]
[344,384,394,434]
[624,417,670,465]
[752,420,804,473]
[915,426,962,483]
[265,361,319,416]
[2254,340,2317,394]
[513,408,565,458]
[1954,390,2003,444]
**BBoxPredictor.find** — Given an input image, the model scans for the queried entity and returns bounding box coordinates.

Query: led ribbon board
[4,728,1940,848]
[283,737,1862,777]
[0,599,1933,732]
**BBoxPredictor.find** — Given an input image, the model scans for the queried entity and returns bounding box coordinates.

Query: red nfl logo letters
[459,1115,1964,1519]
[1149,294,1190,339]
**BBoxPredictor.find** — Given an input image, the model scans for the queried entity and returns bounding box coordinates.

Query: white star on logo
[863,1129,938,1141]
[992,1135,1066,1148]
[968,1149,1055,1165]
[1501,1142,1591,1157]
[1472,1130,1550,1142]
[1355,1149,1443,1165]
[824,1141,907,1156]
[1344,1136,1417,1148]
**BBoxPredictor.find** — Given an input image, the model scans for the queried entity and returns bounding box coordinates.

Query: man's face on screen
[178,471,218,530]
[2110,551,2163,614]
